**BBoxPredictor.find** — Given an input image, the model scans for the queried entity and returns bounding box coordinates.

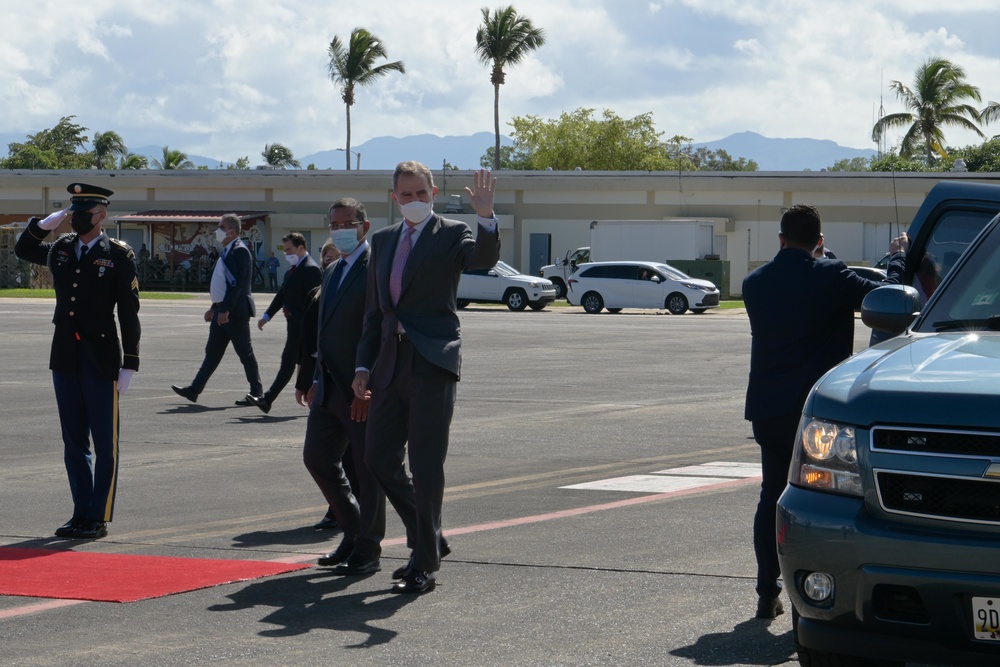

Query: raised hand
[464,169,496,218]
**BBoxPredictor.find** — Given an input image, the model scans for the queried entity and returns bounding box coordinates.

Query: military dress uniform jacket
[15,218,141,380]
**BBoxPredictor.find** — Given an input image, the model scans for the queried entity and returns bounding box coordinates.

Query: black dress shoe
[248,394,271,414]
[235,394,262,407]
[392,538,451,579]
[312,516,338,530]
[171,385,198,402]
[391,570,435,594]
[70,520,108,540]
[332,556,381,576]
[317,540,354,567]
[756,595,784,619]
[54,517,83,537]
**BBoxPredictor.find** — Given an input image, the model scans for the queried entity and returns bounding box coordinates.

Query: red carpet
[0,547,310,603]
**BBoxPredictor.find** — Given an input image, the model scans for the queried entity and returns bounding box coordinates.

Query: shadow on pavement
[670,617,796,665]
[207,568,420,646]
[231,526,338,548]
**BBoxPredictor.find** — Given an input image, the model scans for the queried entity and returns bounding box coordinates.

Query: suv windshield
[915,212,1000,333]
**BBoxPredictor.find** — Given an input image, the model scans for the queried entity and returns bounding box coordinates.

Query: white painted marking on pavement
[561,461,761,493]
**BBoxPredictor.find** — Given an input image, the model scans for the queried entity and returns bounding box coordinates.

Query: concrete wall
[2,169,998,296]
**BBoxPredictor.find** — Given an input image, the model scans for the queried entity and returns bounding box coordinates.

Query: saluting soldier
[15,183,141,540]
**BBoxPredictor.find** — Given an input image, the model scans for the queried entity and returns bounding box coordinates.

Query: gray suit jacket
[313,247,370,404]
[357,214,500,389]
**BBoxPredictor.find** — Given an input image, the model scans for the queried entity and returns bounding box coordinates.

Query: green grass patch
[0,289,198,300]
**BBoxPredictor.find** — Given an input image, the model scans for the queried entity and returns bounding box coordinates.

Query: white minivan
[566,260,720,314]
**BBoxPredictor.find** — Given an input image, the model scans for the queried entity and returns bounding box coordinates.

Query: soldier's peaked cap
[67,183,114,211]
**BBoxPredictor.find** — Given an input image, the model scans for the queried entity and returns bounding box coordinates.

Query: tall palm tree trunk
[493,83,501,171]
[345,104,353,171]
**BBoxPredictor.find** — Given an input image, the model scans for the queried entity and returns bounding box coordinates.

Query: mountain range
[131,131,875,172]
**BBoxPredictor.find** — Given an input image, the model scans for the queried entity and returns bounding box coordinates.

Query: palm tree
[261,143,301,169]
[327,28,405,170]
[92,131,127,169]
[475,6,546,171]
[872,57,984,163]
[983,101,1000,129]
[118,152,148,170]
[152,146,195,170]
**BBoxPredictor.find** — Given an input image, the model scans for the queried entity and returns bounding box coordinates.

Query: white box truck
[540,218,724,299]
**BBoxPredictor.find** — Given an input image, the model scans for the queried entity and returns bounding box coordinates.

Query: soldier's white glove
[116,369,135,395]
[38,209,69,231]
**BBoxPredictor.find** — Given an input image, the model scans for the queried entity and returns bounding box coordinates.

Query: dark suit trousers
[303,385,386,558]
[52,351,120,523]
[365,340,455,573]
[751,414,801,598]
[264,319,301,402]
[192,315,263,396]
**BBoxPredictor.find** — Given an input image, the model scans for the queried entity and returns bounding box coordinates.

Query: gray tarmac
[0,297,924,667]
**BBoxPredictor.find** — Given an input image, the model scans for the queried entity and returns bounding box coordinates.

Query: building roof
[113,210,271,224]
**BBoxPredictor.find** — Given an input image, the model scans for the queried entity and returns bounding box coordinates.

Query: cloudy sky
[5,0,1000,163]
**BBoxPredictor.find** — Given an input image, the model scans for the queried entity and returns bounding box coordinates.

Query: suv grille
[876,471,1000,524]
[872,428,1000,457]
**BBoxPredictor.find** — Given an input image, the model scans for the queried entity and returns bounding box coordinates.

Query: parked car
[565,260,720,314]
[457,261,557,311]
[777,210,1000,666]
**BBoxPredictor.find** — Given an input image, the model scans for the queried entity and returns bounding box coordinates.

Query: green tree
[152,146,195,170]
[92,130,127,169]
[475,6,546,171]
[823,157,871,172]
[685,147,759,171]
[872,57,984,163]
[479,145,532,170]
[952,137,1000,172]
[261,143,301,169]
[983,101,1000,132]
[1,116,91,169]
[327,28,405,170]
[869,151,933,172]
[223,156,251,170]
[118,152,148,170]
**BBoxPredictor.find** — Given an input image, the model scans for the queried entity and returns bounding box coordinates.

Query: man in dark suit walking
[743,204,908,618]
[250,232,321,414]
[172,213,263,404]
[298,198,388,574]
[15,183,141,539]
[353,162,500,594]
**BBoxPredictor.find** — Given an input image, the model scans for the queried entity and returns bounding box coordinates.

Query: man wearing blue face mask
[249,233,321,414]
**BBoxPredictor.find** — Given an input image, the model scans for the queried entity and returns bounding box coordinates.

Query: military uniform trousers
[52,349,121,523]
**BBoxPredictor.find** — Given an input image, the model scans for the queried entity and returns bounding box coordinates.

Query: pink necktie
[390,225,414,305]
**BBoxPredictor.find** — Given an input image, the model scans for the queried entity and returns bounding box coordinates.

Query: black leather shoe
[54,517,83,537]
[317,540,354,567]
[171,385,198,402]
[70,520,108,540]
[332,556,381,576]
[391,570,435,594]
[756,595,784,619]
[234,394,260,407]
[392,538,451,580]
[248,394,271,414]
[312,516,338,530]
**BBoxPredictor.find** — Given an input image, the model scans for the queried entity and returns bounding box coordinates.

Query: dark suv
[777,182,1000,667]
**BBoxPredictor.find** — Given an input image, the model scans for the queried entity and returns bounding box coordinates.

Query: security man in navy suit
[250,232,321,414]
[353,163,500,594]
[299,198,388,575]
[172,213,263,404]
[15,183,141,540]
[743,204,908,618]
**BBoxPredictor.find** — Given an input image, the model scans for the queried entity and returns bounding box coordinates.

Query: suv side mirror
[861,285,921,335]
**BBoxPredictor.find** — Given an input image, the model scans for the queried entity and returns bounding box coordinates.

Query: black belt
[396,332,410,342]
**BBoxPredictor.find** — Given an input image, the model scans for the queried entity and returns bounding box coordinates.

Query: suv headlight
[789,418,862,497]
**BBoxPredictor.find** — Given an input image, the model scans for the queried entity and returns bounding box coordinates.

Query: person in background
[352,163,500,593]
[266,251,280,291]
[320,239,341,269]
[14,182,141,540]
[743,204,908,619]
[171,214,263,406]
[250,233,322,414]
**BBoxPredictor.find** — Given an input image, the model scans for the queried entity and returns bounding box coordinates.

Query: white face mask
[330,228,360,255]
[215,228,228,244]
[285,253,300,266]
[399,199,433,224]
